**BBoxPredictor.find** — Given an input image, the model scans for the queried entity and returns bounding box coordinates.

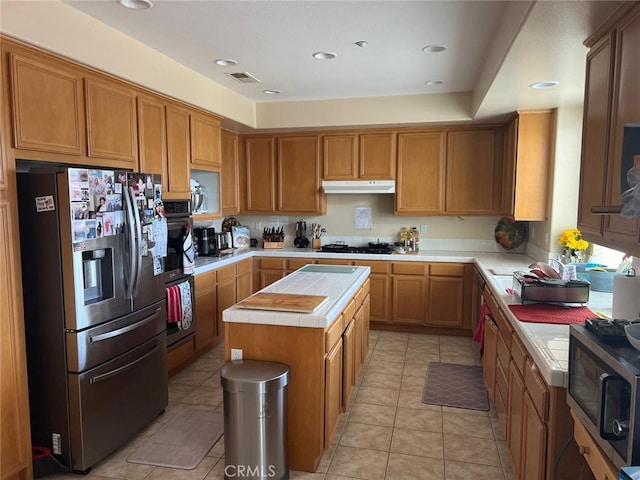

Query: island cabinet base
[225,322,326,472]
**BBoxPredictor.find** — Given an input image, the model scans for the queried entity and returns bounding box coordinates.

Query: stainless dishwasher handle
[90,339,161,384]
[89,308,161,343]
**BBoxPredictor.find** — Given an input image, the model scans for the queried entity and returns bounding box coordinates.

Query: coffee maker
[193,227,216,256]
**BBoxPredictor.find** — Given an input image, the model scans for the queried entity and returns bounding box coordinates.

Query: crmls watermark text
[224,464,277,478]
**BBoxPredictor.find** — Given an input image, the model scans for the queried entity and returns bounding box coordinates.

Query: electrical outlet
[420,224,427,234]
[231,348,243,360]
[255,222,262,231]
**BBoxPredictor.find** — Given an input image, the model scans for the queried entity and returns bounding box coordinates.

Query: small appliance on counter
[512,271,590,304]
[294,219,309,248]
[193,227,234,257]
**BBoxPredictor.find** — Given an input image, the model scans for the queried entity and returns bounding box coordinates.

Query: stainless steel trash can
[220,360,290,480]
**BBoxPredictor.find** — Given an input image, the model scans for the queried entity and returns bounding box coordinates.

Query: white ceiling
[62,0,623,127]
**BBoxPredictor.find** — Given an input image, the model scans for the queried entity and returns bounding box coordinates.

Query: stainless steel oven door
[166,274,195,349]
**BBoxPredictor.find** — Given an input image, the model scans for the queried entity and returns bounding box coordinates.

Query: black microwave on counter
[568,324,640,469]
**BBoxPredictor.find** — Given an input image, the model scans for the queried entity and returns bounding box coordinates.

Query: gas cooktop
[320,243,393,255]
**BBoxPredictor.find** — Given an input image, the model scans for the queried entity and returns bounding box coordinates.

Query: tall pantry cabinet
[1,45,33,480]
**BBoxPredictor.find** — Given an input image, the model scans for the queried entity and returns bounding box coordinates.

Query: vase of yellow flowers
[558,228,589,264]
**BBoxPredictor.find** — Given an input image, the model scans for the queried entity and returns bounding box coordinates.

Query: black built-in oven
[568,324,640,468]
[162,200,196,348]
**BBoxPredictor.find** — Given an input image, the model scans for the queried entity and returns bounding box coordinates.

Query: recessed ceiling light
[530,81,559,89]
[422,45,446,53]
[424,80,443,86]
[117,0,153,9]
[355,41,368,48]
[263,89,281,95]
[214,59,238,67]
[312,51,337,60]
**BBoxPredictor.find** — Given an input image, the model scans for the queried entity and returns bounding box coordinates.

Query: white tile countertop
[200,247,614,388]
[222,264,370,329]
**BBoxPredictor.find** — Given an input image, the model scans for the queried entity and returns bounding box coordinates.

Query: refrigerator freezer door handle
[123,187,138,299]
[89,307,162,343]
[130,186,144,297]
[89,339,162,384]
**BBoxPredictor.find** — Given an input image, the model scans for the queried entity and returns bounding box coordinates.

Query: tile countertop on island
[196,247,613,389]
[222,264,371,329]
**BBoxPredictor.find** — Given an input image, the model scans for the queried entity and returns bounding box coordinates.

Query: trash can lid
[220,360,290,393]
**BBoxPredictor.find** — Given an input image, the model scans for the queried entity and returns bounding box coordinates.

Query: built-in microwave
[163,199,193,282]
[568,324,640,469]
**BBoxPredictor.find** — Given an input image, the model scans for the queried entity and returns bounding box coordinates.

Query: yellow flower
[558,228,588,251]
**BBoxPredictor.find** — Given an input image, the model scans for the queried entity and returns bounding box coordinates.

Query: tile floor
[47,331,515,480]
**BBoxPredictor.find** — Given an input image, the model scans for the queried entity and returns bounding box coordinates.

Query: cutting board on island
[235,292,328,313]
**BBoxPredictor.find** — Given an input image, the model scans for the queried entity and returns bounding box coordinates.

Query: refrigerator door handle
[89,307,162,343]
[129,186,144,297]
[123,186,138,299]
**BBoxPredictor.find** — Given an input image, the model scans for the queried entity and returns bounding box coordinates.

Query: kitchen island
[223,264,371,472]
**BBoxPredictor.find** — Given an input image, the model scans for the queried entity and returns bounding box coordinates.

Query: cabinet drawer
[288,258,314,271]
[572,411,618,480]
[496,330,510,374]
[392,262,426,275]
[354,260,390,274]
[216,264,236,282]
[195,270,216,289]
[510,333,527,377]
[525,358,549,421]
[236,259,252,275]
[355,287,364,308]
[325,314,345,353]
[496,361,509,406]
[259,258,286,270]
[494,309,513,347]
[363,278,370,297]
[429,263,464,277]
[484,289,500,318]
[343,299,356,323]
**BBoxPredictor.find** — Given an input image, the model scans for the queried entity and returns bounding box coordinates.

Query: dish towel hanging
[177,281,193,330]
[166,285,182,324]
[183,225,195,275]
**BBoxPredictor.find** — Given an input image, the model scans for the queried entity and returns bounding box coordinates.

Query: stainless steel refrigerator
[17,166,169,473]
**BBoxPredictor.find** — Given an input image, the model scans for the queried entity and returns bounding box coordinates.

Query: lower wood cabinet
[324,339,343,449]
[571,411,619,480]
[194,269,217,351]
[342,320,355,412]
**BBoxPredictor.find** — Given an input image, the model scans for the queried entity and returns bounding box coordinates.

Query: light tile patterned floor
[46,331,515,480]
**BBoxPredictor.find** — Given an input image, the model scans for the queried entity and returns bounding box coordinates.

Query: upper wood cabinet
[137,94,167,188]
[243,135,325,214]
[221,129,240,215]
[244,136,277,212]
[445,128,503,215]
[395,131,445,215]
[190,112,221,170]
[578,3,640,255]
[323,131,396,180]
[9,52,85,156]
[502,110,554,221]
[277,135,325,214]
[85,77,138,165]
[165,102,192,199]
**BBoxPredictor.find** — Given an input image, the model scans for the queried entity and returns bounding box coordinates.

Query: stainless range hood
[321,180,396,194]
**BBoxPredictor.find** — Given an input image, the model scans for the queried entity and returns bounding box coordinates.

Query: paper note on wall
[354,207,372,230]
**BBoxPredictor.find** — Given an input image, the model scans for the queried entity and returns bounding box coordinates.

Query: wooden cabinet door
[391,274,427,325]
[10,52,85,156]
[194,271,216,351]
[427,275,464,327]
[354,304,364,376]
[446,129,501,214]
[85,77,137,164]
[367,273,390,323]
[137,94,167,185]
[260,270,285,289]
[236,273,252,303]
[324,340,343,448]
[603,10,640,250]
[216,278,236,339]
[324,134,358,179]
[221,130,240,214]
[521,392,547,480]
[482,316,498,402]
[342,320,355,412]
[0,186,33,479]
[577,33,613,240]
[359,132,396,179]
[245,137,276,212]
[361,294,371,358]
[508,361,525,480]
[277,136,324,213]
[190,112,221,169]
[165,103,191,199]
[395,131,445,214]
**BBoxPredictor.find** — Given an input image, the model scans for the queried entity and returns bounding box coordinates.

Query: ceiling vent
[225,72,261,83]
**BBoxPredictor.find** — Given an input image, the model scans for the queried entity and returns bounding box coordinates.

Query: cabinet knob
[579,445,590,456]
[530,363,538,374]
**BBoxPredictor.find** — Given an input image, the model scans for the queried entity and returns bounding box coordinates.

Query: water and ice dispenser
[82,248,114,304]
